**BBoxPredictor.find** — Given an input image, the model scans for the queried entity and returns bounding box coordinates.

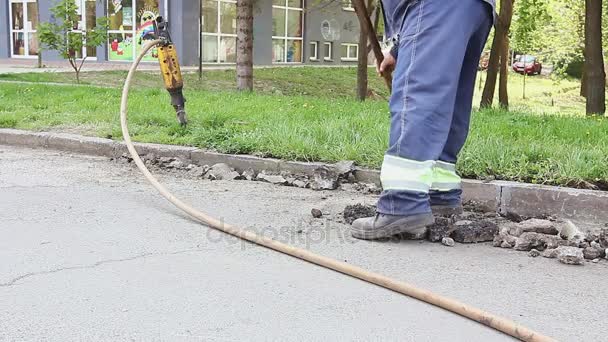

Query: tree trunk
[499,36,509,109]
[580,62,587,97]
[357,0,374,101]
[481,0,515,109]
[584,0,605,114]
[236,0,254,91]
[357,10,369,101]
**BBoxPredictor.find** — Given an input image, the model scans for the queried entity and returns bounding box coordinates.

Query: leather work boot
[351,213,435,240]
[431,203,464,216]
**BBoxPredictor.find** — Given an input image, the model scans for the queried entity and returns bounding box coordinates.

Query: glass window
[272,0,303,63]
[324,42,332,60]
[287,10,302,37]
[272,39,285,63]
[341,43,358,60]
[220,36,236,63]
[286,40,301,62]
[202,35,218,62]
[309,41,318,60]
[202,0,218,33]
[11,3,24,30]
[220,2,236,34]
[26,2,38,30]
[272,8,286,36]
[201,0,238,64]
[108,0,159,61]
[342,0,354,10]
[9,1,38,57]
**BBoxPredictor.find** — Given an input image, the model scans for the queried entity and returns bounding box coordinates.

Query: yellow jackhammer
[152,17,188,126]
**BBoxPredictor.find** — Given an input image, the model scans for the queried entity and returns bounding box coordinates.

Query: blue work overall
[377,0,495,216]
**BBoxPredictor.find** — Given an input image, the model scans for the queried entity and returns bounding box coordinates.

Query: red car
[512,55,542,75]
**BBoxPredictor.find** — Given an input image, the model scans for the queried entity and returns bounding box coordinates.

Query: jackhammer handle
[352,0,392,93]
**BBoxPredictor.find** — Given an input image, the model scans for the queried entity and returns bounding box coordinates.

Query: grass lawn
[0,67,607,189]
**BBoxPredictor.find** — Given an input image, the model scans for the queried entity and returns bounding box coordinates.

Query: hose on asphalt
[121,40,555,342]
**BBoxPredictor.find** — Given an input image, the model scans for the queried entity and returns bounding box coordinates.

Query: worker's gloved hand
[377,50,396,77]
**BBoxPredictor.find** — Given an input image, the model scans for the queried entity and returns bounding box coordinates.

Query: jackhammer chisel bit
[153,17,188,126]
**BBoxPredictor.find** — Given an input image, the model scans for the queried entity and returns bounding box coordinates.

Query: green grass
[0,67,606,189]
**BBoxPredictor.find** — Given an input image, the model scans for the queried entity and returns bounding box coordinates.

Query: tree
[481,0,515,109]
[584,0,606,115]
[37,0,108,83]
[236,0,254,91]
[356,0,375,101]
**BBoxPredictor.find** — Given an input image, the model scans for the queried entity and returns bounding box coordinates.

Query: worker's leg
[352,0,491,240]
[430,7,492,213]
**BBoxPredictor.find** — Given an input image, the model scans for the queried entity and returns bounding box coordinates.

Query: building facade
[0,0,367,66]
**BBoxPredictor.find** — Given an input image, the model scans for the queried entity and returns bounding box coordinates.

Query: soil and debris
[114,153,608,266]
[341,203,608,266]
[115,154,380,193]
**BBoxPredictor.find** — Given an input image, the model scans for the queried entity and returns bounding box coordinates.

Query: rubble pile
[118,154,380,192]
[493,218,608,265]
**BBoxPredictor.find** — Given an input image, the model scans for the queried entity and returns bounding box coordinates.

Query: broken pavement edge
[1,128,607,226]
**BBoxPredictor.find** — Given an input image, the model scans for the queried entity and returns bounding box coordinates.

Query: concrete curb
[2,128,607,225]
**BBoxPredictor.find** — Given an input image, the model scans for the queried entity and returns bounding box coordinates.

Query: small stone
[514,232,545,251]
[517,219,560,235]
[427,217,455,242]
[583,247,602,260]
[441,237,455,247]
[499,222,523,237]
[333,160,356,177]
[592,258,600,263]
[452,220,498,243]
[606,249,608,260]
[529,249,540,257]
[500,241,513,249]
[293,180,308,188]
[556,246,585,265]
[187,165,207,177]
[310,166,339,190]
[167,160,184,169]
[207,163,240,180]
[311,208,323,218]
[241,168,256,181]
[503,211,523,222]
[559,220,585,244]
[256,173,288,185]
[542,248,559,258]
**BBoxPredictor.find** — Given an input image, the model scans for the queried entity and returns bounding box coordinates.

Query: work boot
[431,203,463,216]
[351,213,435,240]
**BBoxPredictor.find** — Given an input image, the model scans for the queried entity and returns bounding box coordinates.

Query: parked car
[512,55,542,75]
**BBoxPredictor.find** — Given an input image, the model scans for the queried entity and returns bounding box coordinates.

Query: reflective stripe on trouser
[376,0,492,216]
[431,161,461,192]
[380,155,434,193]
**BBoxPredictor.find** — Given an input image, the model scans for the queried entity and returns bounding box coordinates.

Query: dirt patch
[342,204,376,225]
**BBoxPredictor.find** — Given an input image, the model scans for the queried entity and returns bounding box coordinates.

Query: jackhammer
[152,16,188,126]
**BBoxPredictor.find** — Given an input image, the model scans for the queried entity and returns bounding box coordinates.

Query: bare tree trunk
[236,0,254,91]
[499,36,509,109]
[580,62,587,97]
[584,0,605,114]
[357,0,374,101]
[481,0,515,109]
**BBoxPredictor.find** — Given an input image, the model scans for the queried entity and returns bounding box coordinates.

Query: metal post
[199,0,203,80]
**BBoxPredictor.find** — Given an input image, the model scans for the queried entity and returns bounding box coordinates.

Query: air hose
[120,40,555,342]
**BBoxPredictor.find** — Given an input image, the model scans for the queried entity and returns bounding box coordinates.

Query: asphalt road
[1,145,606,341]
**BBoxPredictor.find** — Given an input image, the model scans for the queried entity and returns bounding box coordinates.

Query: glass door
[73,0,98,59]
[107,0,160,61]
[9,0,39,58]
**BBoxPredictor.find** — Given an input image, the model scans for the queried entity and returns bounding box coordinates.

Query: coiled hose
[120,40,555,342]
